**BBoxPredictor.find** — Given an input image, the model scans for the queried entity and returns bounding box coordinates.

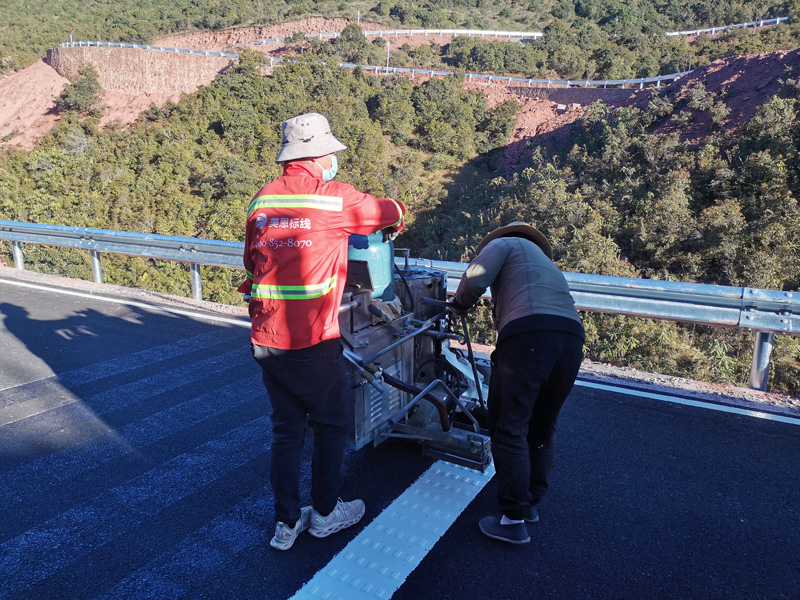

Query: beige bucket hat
[476,221,553,259]
[275,112,347,163]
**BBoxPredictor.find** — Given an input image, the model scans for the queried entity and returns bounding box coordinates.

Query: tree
[371,75,416,145]
[56,63,104,116]
[333,23,369,63]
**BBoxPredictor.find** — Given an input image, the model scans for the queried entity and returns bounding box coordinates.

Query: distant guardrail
[58,16,790,56]
[58,40,238,58]
[252,28,543,45]
[58,40,688,90]
[251,20,790,44]
[341,63,690,89]
[2,220,798,391]
[56,15,791,91]
[665,17,789,37]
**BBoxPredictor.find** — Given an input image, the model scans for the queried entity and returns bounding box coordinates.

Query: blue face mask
[315,155,338,182]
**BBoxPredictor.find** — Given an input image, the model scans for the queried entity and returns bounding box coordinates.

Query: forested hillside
[1,0,794,74]
[1,4,798,394]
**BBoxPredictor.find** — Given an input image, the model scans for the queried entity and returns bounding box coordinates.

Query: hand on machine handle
[446,298,470,316]
[418,297,470,316]
[381,227,399,243]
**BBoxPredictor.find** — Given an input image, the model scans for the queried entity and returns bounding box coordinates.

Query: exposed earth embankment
[47,46,234,95]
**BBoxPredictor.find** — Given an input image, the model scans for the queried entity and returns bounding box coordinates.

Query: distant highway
[1,269,798,599]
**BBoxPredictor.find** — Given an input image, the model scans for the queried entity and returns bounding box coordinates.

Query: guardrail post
[190,263,203,301]
[12,241,25,269]
[90,250,104,283]
[749,331,775,390]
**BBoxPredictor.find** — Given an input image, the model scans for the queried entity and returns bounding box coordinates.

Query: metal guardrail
[59,40,239,58]
[58,39,686,90]
[54,16,790,92]
[351,64,688,89]
[1,221,798,391]
[56,14,793,90]
[0,221,242,303]
[252,28,543,44]
[399,257,797,333]
[665,17,789,37]
[60,18,789,54]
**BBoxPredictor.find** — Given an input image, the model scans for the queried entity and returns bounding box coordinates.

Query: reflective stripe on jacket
[238,161,405,349]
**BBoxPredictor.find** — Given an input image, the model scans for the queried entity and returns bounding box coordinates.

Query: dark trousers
[251,338,350,524]
[488,330,584,520]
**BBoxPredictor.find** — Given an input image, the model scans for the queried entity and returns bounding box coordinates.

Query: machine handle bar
[418,297,452,309]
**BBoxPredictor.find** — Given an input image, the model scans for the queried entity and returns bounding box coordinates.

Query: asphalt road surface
[1,273,799,600]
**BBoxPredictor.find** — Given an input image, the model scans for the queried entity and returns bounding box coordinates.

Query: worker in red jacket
[238,113,405,551]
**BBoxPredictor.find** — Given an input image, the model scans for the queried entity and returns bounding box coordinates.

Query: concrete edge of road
[2,265,798,420]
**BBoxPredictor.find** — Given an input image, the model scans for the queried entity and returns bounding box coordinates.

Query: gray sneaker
[478,515,530,544]
[309,498,365,538]
[270,506,312,551]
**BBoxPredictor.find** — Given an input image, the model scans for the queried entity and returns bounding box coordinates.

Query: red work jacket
[238,162,405,349]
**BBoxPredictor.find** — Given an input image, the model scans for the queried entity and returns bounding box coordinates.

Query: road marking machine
[341,233,492,472]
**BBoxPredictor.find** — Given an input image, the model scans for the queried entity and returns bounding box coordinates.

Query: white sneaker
[270,506,312,551]
[309,498,365,538]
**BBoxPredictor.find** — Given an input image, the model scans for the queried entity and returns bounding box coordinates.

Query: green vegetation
[0,49,516,296]
[55,64,104,115]
[406,79,800,394]
[308,20,800,81]
[1,0,795,75]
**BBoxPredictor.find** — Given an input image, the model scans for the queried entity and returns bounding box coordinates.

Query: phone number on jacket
[254,238,313,249]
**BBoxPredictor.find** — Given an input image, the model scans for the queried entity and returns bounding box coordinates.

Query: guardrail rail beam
[2,221,798,391]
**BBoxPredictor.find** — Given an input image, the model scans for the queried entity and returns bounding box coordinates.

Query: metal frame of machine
[340,246,492,472]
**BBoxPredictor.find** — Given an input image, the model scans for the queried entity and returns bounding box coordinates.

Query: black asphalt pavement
[1,272,798,600]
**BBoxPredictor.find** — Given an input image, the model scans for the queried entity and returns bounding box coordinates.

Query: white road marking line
[0,278,250,328]
[576,380,800,426]
[291,461,495,600]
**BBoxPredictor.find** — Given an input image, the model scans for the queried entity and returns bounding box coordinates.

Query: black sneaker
[478,515,530,544]
[524,506,539,523]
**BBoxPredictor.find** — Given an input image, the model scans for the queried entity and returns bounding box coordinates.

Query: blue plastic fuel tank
[347,232,395,301]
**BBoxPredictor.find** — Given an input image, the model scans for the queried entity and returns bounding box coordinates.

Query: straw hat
[476,221,553,259]
[275,113,347,163]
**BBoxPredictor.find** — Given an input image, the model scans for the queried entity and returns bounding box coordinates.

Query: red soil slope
[0,61,69,150]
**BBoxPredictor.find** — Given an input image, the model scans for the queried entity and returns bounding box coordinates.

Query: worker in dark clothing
[451,222,585,545]
[238,112,405,550]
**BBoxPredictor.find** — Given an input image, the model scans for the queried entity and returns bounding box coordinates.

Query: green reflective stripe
[245,269,254,280]
[248,194,343,217]
[251,275,337,300]
[388,198,404,228]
